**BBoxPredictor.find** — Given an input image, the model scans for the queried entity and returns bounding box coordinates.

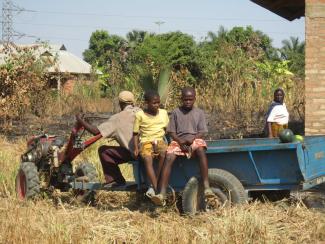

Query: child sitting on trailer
[152,87,214,206]
[133,90,169,202]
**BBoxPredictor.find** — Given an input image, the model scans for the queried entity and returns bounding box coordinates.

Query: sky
[3,0,305,58]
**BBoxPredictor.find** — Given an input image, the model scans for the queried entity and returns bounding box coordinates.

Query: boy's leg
[156,152,166,183]
[195,147,210,189]
[151,153,177,206]
[143,156,158,191]
[158,153,177,196]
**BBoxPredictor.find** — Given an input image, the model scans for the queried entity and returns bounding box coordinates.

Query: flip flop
[151,194,166,206]
[145,187,155,198]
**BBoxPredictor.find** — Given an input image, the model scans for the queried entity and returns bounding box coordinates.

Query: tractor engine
[16,123,100,200]
[21,134,65,173]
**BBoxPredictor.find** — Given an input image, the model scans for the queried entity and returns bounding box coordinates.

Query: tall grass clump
[0,137,24,196]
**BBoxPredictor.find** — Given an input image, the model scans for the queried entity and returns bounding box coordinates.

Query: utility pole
[154,21,165,34]
[1,0,26,51]
[2,0,14,46]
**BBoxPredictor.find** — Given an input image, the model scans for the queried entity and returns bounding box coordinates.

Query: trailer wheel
[74,162,98,182]
[182,168,247,215]
[15,162,40,200]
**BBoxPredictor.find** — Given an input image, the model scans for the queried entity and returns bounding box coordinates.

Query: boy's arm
[169,132,189,151]
[76,114,100,135]
[133,133,140,158]
[194,132,205,140]
[195,110,208,140]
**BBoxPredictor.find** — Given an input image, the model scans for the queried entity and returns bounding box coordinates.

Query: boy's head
[273,88,285,104]
[144,90,160,113]
[181,87,196,110]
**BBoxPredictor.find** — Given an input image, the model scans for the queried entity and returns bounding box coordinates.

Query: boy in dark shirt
[152,87,214,206]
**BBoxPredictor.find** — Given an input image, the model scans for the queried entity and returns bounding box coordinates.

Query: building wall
[305,0,325,134]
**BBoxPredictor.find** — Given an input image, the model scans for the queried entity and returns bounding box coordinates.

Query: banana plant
[137,65,172,107]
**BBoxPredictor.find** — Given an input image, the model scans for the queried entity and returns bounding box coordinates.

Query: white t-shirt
[267,103,289,125]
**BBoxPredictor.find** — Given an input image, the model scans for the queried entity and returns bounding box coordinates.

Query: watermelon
[293,135,304,143]
[279,129,294,143]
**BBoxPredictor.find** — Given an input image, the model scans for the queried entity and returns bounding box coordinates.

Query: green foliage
[131,32,197,68]
[83,26,305,128]
[83,30,126,68]
[126,30,149,48]
[280,37,305,78]
[134,66,171,106]
[255,60,294,95]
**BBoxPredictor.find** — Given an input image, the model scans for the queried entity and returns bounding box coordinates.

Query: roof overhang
[250,0,305,21]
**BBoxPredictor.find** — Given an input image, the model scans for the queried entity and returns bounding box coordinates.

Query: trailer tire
[74,162,98,182]
[16,162,40,200]
[182,168,247,215]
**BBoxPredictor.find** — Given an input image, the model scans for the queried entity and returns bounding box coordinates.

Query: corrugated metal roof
[0,43,99,74]
[47,49,94,74]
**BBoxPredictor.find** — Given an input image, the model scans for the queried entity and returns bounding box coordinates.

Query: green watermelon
[279,129,294,143]
[293,135,304,143]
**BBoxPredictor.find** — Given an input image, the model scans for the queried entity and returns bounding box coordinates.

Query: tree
[280,37,305,78]
[83,30,126,67]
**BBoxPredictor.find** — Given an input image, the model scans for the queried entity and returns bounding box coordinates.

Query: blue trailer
[168,136,325,192]
[159,136,325,214]
[68,135,325,214]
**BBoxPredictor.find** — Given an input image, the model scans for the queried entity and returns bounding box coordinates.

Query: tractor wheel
[16,162,40,200]
[182,168,247,215]
[74,162,98,182]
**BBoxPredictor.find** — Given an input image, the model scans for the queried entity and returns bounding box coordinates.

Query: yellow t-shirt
[133,109,169,143]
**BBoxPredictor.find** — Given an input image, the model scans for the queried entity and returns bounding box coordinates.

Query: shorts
[166,138,207,159]
[140,140,167,158]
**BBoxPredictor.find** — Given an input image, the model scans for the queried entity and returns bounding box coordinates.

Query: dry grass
[0,137,325,244]
[46,96,114,117]
[0,197,324,244]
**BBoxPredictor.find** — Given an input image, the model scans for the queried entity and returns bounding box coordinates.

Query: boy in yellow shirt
[133,90,169,199]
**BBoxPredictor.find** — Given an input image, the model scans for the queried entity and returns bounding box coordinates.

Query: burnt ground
[0,111,305,141]
[0,112,112,141]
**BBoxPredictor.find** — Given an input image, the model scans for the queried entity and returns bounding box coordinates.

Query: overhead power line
[7,7,288,22]
[0,20,304,36]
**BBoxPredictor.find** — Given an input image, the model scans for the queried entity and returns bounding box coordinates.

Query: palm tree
[206,26,228,42]
[126,30,148,47]
[280,37,305,78]
[280,37,305,59]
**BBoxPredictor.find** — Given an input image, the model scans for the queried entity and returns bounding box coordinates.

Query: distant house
[0,43,99,94]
